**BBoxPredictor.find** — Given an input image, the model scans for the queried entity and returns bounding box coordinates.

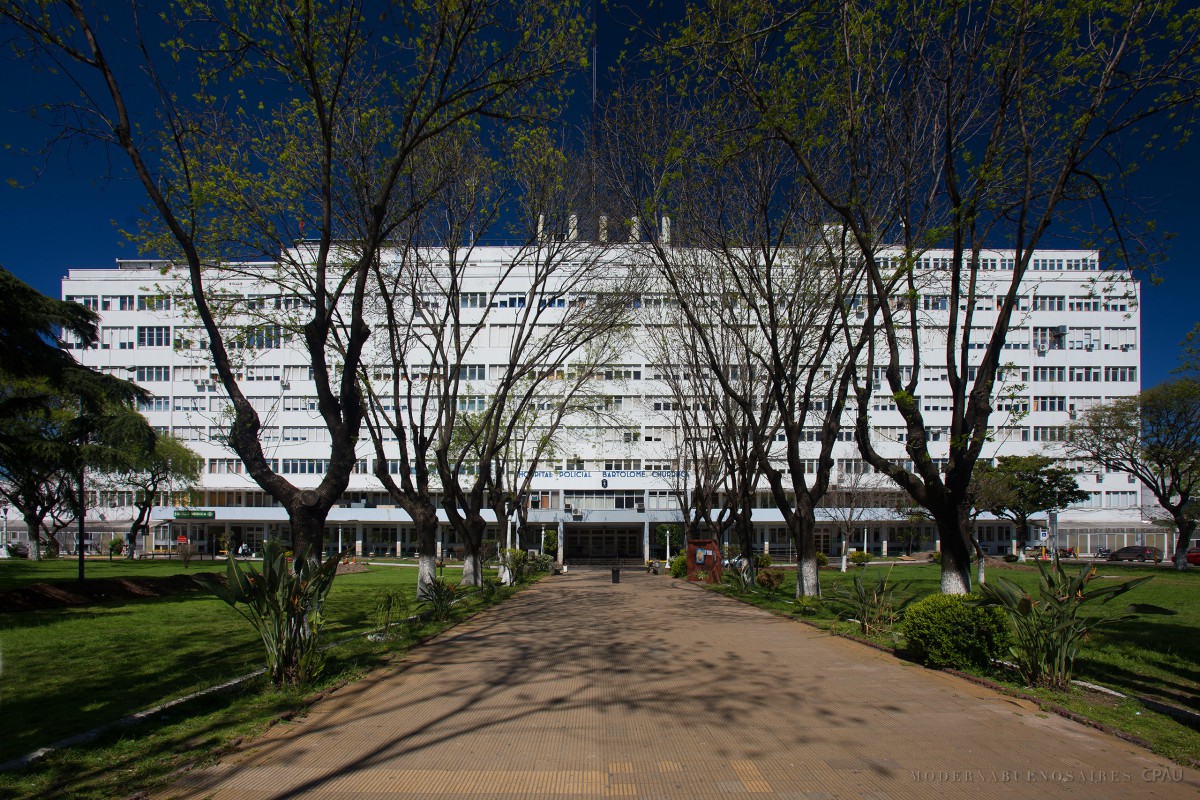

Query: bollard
[611,567,620,583]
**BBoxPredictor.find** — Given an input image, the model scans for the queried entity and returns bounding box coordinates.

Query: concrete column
[881,539,888,557]
[395,526,403,558]
[224,521,231,555]
[355,523,364,557]
[556,520,564,566]
[643,519,650,563]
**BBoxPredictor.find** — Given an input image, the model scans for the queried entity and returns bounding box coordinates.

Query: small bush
[757,568,783,596]
[928,550,942,563]
[1003,554,1020,563]
[371,588,412,640]
[423,578,458,621]
[849,550,873,566]
[900,593,1011,670]
[669,553,687,578]
[815,551,829,567]
[528,553,553,573]
[754,553,773,569]
[108,537,124,559]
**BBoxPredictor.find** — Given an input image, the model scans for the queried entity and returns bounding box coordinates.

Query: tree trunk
[22,512,41,561]
[792,508,821,598]
[458,514,487,587]
[287,503,328,557]
[935,508,973,595]
[1172,515,1195,572]
[412,509,440,600]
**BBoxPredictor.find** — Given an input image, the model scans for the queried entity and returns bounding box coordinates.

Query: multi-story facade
[44,246,1168,562]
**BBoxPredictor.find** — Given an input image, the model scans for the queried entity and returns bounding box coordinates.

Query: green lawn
[0,556,234,592]
[0,559,462,765]
[715,561,1200,763]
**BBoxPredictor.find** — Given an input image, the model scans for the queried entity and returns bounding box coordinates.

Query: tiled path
[160,569,1200,799]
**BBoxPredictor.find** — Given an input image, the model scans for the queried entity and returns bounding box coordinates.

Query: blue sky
[1,9,1197,388]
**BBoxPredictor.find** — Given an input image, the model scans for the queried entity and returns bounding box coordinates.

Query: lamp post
[1,504,8,559]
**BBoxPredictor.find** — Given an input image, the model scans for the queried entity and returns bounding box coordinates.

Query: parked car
[1106,545,1164,563]
[1186,547,1200,566]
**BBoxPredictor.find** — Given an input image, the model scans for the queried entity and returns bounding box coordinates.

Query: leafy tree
[0,268,151,571]
[649,0,1200,593]
[2,0,589,556]
[106,434,203,558]
[972,456,1089,548]
[1068,379,1200,571]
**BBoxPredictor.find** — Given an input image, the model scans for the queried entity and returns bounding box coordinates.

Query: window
[282,459,329,475]
[459,292,488,308]
[138,295,172,311]
[565,458,586,470]
[1033,327,1066,351]
[208,459,244,474]
[67,294,99,310]
[1103,298,1130,312]
[1104,366,1137,382]
[1033,366,1065,382]
[651,398,676,412]
[135,366,170,382]
[173,397,204,412]
[283,396,319,412]
[1104,328,1137,350]
[137,326,171,347]
[922,295,948,311]
[1033,396,1066,412]
[1069,296,1100,312]
[1066,327,1100,350]
[1002,328,1030,350]
[1069,366,1101,382]
[603,367,641,381]
[1033,426,1067,442]
[1106,491,1138,508]
[1031,258,1063,271]
[1033,295,1064,311]
[282,427,330,442]
[871,396,898,412]
[100,295,134,311]
[138,397,170,412]
[173,426,205,441]
[922,397,952,412]
[603,459,640,471]
[457,396,486,412]
[245,365,281,381]
[458,365,485,381]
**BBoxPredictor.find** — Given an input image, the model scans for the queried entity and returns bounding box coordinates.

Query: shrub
[528,553,553,573]
[195,540,341,685]
[480,576,503,602]
[108,537,124,560]
[928,550,942,563]
[974,556,1170,690]
[1003,554,1020,563]
[900,593,1011,670]
[177,541,196,569]
[831,565,908,635]
[499,548,532,583]
[371,588,413,641]
[669,553,688,578]
[423,578,459,621]
[754,553,772,569]
[757,568,783,596]
[815,551,829,567]
[849,550,873,566]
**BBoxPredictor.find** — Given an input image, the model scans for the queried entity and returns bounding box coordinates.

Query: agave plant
[974,555,1171,690]
[195,539,341,686]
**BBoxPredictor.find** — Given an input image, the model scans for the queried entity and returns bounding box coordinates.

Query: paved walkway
[161,569,1200,799]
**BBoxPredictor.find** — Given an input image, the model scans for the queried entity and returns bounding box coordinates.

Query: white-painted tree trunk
[417,552,437,600]
[796,558,820,597]
[941,568,970,595]
[460,551,482,586]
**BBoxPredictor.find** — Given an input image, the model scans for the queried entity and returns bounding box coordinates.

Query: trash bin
[611,567,620,583]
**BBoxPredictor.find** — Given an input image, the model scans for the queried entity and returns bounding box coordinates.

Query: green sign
[174,509,215,519]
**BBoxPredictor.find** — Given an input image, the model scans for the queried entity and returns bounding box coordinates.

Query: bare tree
[2,0,588,555]
[360,134,636,591]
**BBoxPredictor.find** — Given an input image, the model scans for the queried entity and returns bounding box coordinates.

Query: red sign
[177,536,188,543]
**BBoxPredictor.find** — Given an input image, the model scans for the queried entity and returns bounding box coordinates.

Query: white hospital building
[35,245,1172,563]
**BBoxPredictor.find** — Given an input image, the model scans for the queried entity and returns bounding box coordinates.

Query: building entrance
[564,526,643,563]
